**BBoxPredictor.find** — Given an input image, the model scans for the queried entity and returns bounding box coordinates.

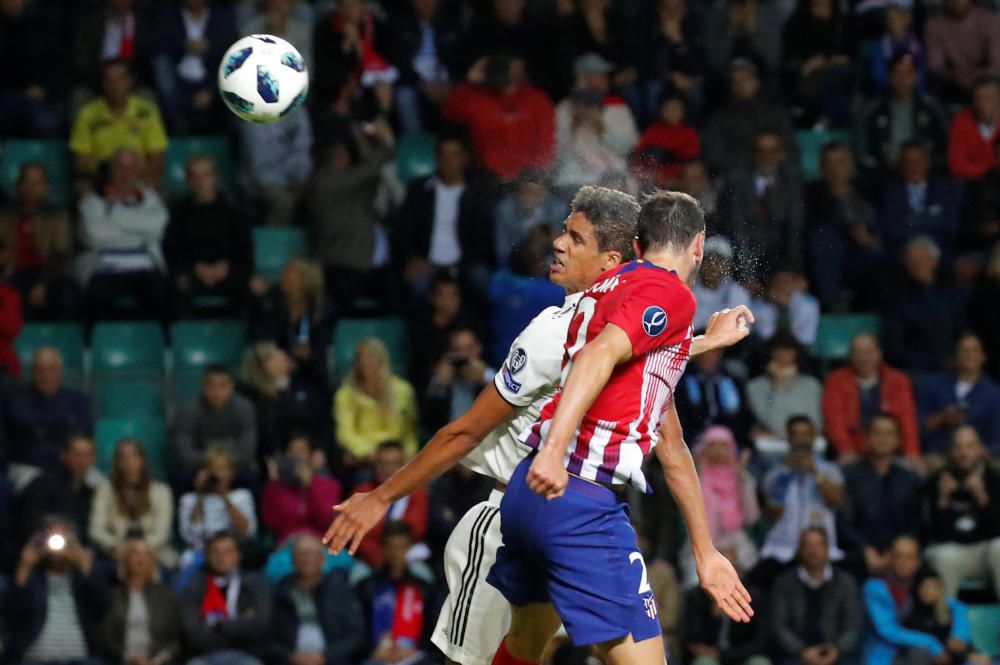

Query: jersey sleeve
[494,308,565,407]
[605,277,696,357]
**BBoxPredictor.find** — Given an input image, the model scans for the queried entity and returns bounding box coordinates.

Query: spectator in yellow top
[70,59,167,185]
[334,338,418,464]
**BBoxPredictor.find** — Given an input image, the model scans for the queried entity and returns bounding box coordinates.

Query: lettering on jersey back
[587,275,620,294]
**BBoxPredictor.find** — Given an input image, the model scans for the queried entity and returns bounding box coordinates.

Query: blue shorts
[486,455,661,646]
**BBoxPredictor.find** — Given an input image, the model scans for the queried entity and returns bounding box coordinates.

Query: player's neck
[639,249,692,283]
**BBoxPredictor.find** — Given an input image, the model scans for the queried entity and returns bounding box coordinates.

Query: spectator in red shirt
[351,440,429,568]
[822,333,920,463]
[947,77,1000,181]
[0,277,22,379]
[631,94,701,187]
[262,434,343,546]
[442,54,555,181]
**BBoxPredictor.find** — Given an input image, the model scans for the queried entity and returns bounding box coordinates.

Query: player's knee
[506,605,561,661]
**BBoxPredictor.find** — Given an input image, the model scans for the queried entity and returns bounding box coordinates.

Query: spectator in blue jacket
[918,333,1000,457]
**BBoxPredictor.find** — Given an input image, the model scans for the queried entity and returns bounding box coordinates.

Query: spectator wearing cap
[947,77,1000,181]
[558,53,638,162]
[747,332,824,438]
[493,169,568,268]
[862,0,926,95]
[882,236,966,374]
[692,237,750,332]
[630,93,701,188]
[858,54,948,177]
[918,333,1000,457]
[703,58,797,171]
[879,142,961,265]
[750,270,820,347]
[822,333,920,462]
[805,141,881,311]
[926,0,1000,104]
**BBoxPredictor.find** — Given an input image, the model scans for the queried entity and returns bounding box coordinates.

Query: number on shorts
[629,551,652,594]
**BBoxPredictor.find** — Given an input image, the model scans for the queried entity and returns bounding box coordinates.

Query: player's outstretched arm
[323,385,515,555]
[528,324,633,499]
[656,403,754,623]
[691,306,755,356]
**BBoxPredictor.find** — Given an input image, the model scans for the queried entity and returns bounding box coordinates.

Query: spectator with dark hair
[354,520,435,665]
[692,237,750,331]
[947,77,1000,181]
[351,442,430,568]
[407,271,472,397]
[442,54,556,181]
[805,141,881,310]
[750,270,820,346]
[704,0,785,83]
[674,346,752,443]
[926,0,1000,105]
[423,327,494,433]
[918,333,1000,456]
[630,93,701,188]
[0,163,82,321]
[641,0,706,120]
[88,439,175,568]
[968,242,1000,377]
[840,413,923,578]
[179,531,271,665]
[771,528,863,665]
[71,0,149,94]
[747,332,824,439]
[395,132,496,294]
[5,515,110,665]
[262,434,342,546]
[174,364,259,479]
[903,571,991,665]
[702,58,797,171]
[4,347,92,474]
[0,0,63,138]
[77,146,169,324]
[677,159,721,225]
[879,142,962,263]
[719,130,805,287]
[164,154,253,318]
[99,538,181,665]
[882,236,966,373]
[147,0,237,135]
[925,425,1000,597]
[70,59,167,183]
[493,168,568,268]
[334,339,418,463]
[861,2,925,95]
[822,333,920,462]
[964,140,1000,250]
[858,55,948,177]
[450,0,544,84]
[267,534,365,665]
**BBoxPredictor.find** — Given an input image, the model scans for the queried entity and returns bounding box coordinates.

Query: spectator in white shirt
[750,270,820,346]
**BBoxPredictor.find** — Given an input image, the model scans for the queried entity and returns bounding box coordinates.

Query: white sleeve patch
[493,312,566,407]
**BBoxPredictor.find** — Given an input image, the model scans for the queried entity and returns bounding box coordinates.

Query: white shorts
[431,489,509,665]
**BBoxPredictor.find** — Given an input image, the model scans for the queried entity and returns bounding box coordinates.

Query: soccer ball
[218,34,308,123]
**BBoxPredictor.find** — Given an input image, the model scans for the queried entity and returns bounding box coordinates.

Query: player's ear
[602,250,623,270]
[691,231,706,263]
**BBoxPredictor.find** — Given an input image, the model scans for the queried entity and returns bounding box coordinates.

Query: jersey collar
[561,291,583,313]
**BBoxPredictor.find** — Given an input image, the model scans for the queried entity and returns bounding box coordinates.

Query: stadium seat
[796,129,852,182]
[95,379,163,418]
[94,416,168,479]
[15,322,85,374]
[91,321,166,375]
[331,317,408,382]
[968,604,1000,656]
[172,369,206,405]
[163,135,235,200]
[396,133,436,184]
[172,320,246,372]
[0,140,73,207]
[253,227,307,281]
[813,314,881,360]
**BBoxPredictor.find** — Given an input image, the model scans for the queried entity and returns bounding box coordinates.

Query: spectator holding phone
[422,327,494,433]
[261,434,342,546]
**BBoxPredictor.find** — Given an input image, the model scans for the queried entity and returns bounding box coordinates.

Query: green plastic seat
[968,605,1000,656]
[95,379,163,418]
[94,416,168,479]
[172,319,246,372]
[796,129,853,182]
[813,314,881,360]
[396,133,436,184]
[332,317,408,382]
[163,135,235,200]
[91,321,165,375]
[15,322,85,373]
[0,140,73,207]
[253,227,307,281]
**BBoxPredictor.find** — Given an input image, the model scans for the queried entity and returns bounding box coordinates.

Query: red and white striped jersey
[519,260,695,492]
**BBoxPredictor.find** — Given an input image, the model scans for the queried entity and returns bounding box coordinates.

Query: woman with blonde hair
[334,337,418,463]
[89,439,176,567]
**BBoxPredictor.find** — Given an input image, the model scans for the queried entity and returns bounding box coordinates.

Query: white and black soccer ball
[218,34,308,123]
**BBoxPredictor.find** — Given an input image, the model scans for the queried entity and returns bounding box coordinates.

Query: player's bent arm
[691,306,756,356]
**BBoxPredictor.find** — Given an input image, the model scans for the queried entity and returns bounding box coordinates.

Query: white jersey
[460,292,582,482]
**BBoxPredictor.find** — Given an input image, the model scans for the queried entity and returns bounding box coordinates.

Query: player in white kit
[323,187,753,665]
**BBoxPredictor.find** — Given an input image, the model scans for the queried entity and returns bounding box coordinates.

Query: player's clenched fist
[527,452,568,499]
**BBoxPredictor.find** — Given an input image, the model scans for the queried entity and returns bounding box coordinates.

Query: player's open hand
[321,491,390,556]
[527,452,568,500]
[697,549,754,623]
[704,306,755,350]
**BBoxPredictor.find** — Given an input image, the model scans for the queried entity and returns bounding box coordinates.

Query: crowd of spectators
[1,0,1000,663]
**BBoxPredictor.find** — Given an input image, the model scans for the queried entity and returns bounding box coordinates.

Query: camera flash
[47,534,66,551]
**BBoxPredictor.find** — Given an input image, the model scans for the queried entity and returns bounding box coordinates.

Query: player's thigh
[506,602,563,662]
[598,632,667,665]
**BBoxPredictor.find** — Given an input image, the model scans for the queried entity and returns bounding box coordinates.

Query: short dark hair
[900,139,930,156]
[382,520,413,542]
[768,331,801,356]
[786,414,815,434]
[973,75,1000,94]
[799,526,829,546]
[102,57,133,78]
[570,186,639,260]
[376,440,404,455]
[203,364,232,380]
[429,268,460,293]
[17,162,48,184]
[871,411,901,434]
[636,190,705,254]
[205,529,239,549]
[819,140,850,161]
